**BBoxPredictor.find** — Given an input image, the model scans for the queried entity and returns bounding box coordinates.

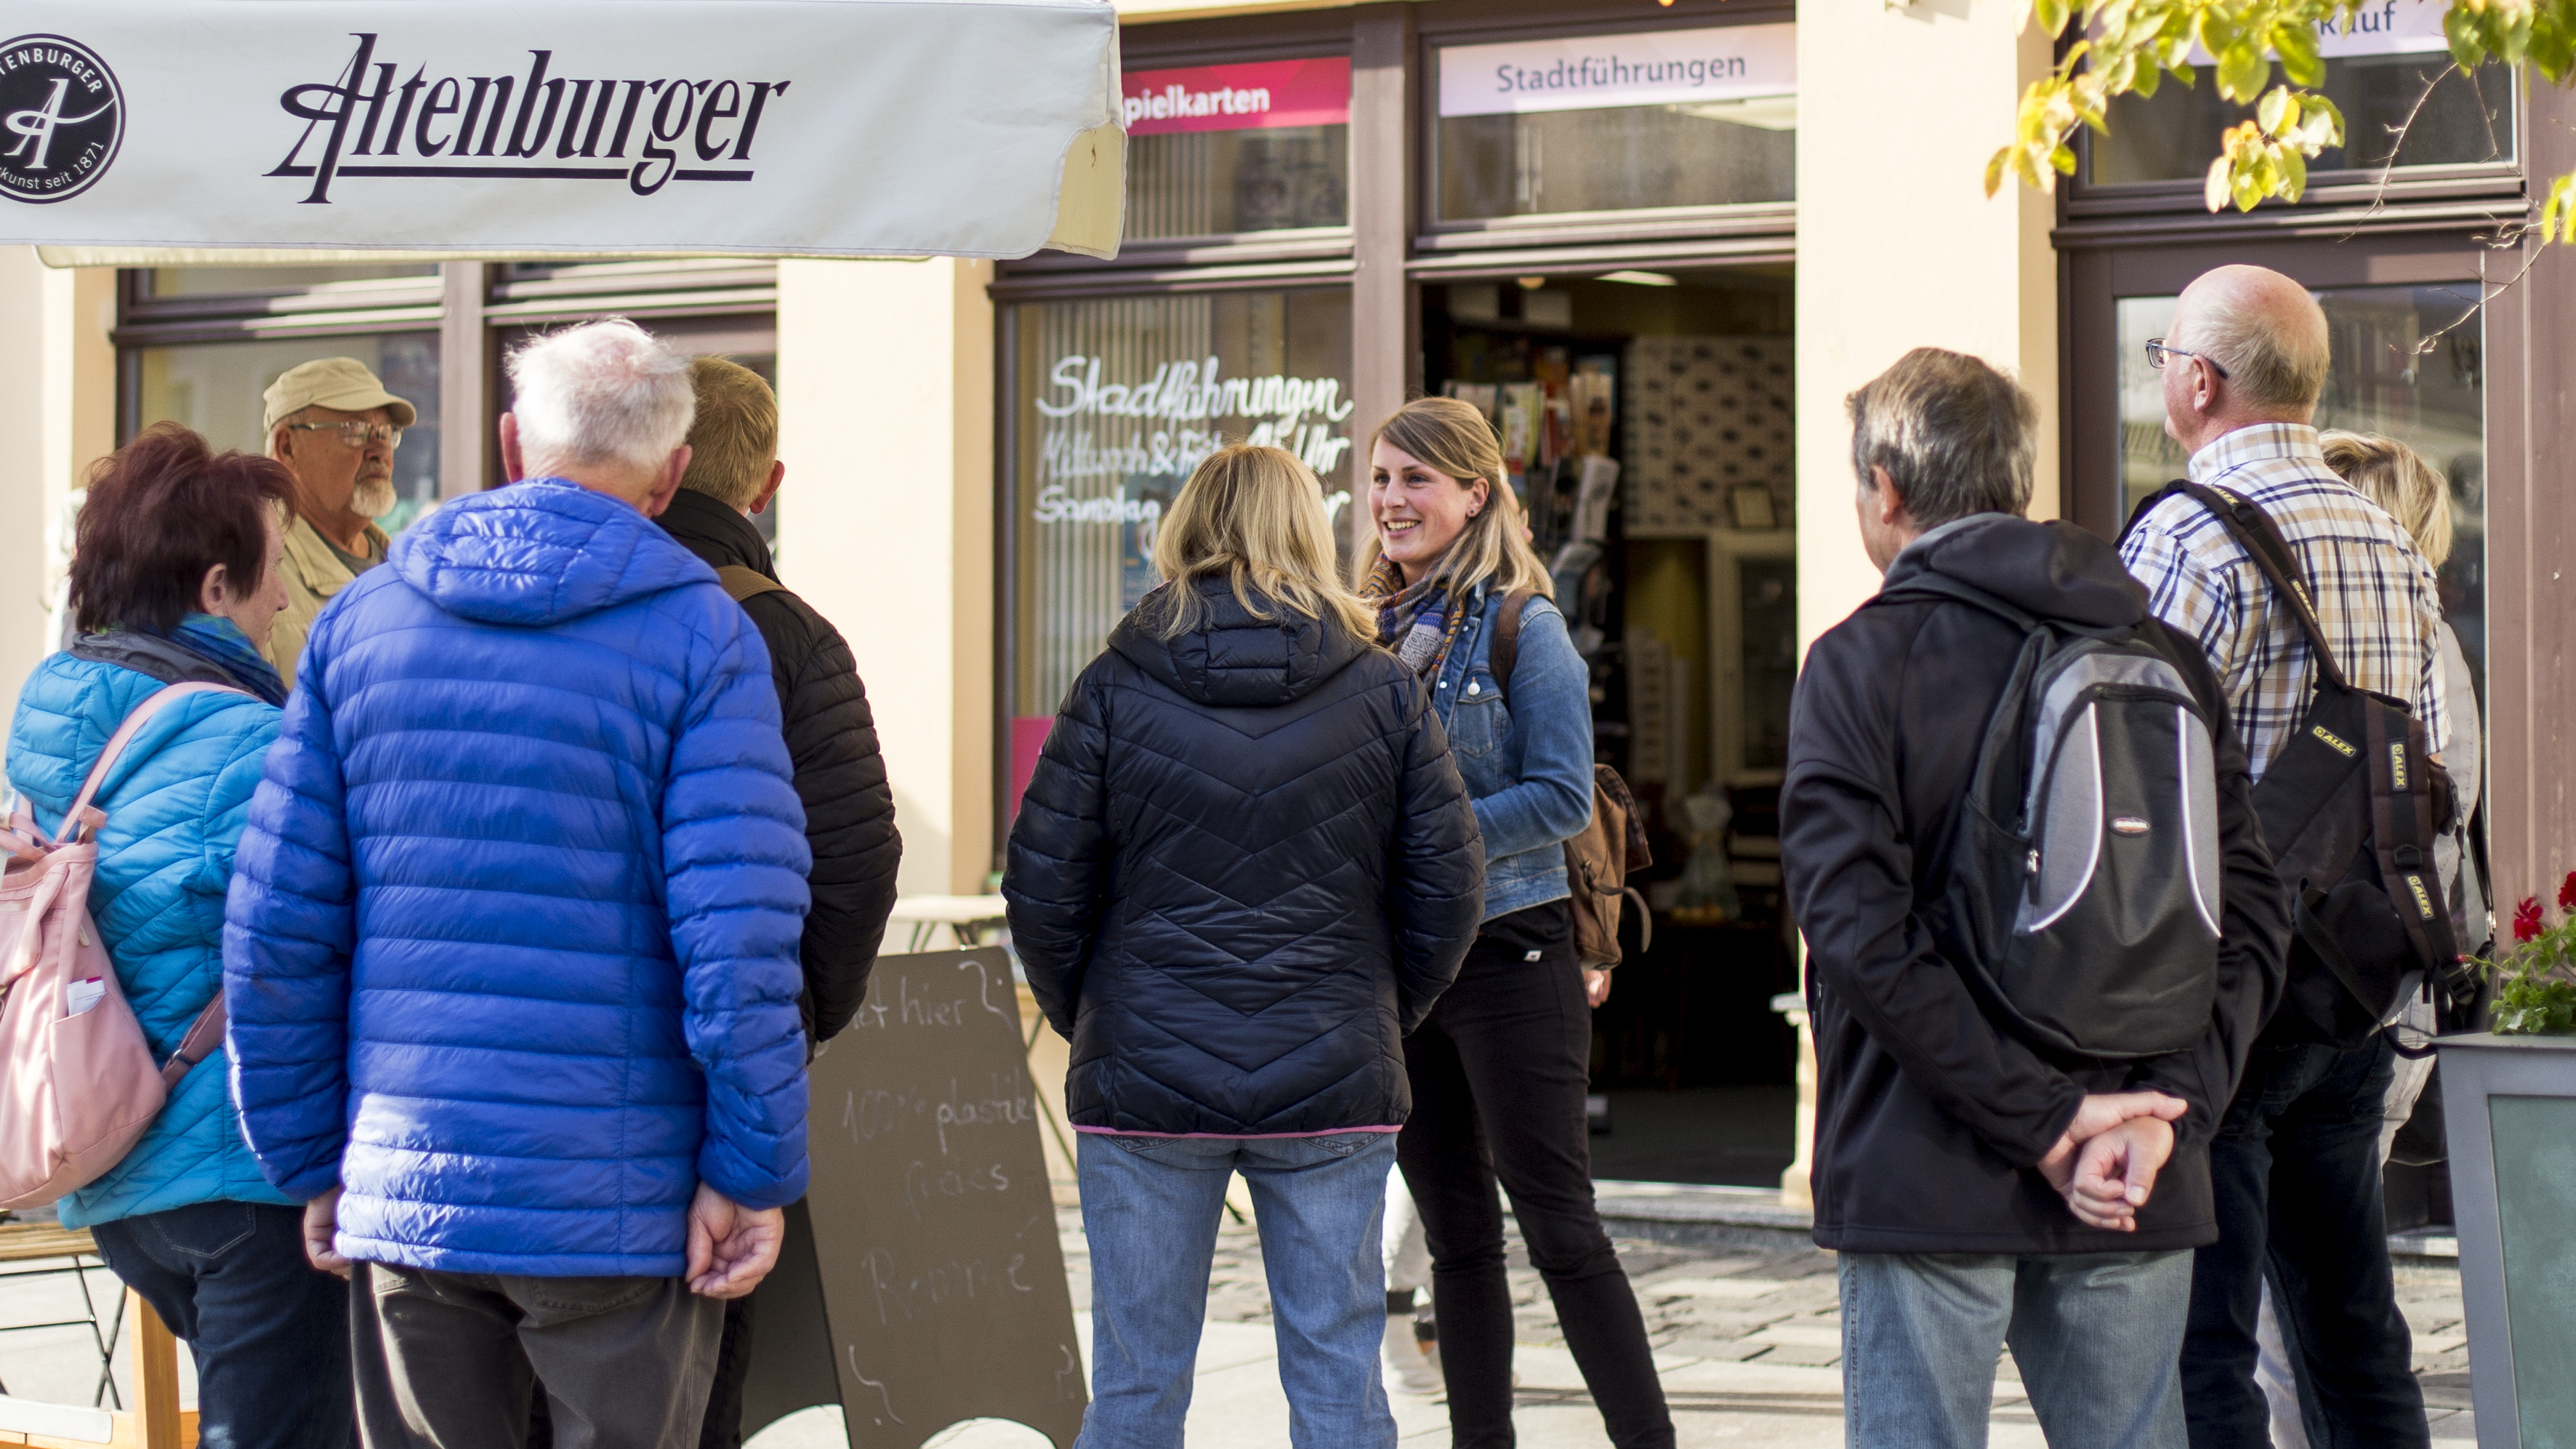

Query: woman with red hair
[4,423,350,1448]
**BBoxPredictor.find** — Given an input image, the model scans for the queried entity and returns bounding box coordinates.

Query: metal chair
[0,1221,121,1410]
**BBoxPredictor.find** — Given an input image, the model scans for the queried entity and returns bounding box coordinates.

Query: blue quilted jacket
[5,649,297,1227]
[222,478,813,1278]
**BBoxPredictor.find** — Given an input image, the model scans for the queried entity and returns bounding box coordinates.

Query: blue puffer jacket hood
[225,478,813,1278]
[390,476,715,627]
[7,649,296,1227]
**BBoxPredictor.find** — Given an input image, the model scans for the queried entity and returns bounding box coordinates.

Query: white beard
[353,475,398,519]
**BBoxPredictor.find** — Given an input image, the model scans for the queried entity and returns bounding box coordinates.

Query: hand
[2062,1115,2179,1232]
[1583,969,1613,1008]
[2035,1091,2186,1197]
[303,1187,353,1280]
[685,1184,786,1299]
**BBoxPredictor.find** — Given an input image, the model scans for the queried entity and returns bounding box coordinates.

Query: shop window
[494,322,780,546]
[1123,58,1350,240]
[2088,18,2513,187]
[1004,288,1354,811]
[133,334,445,537]
[2114,282,2487,694]
[1433,24,1795,222]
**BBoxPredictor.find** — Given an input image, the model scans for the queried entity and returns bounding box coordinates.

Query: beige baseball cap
[261,357,419,434]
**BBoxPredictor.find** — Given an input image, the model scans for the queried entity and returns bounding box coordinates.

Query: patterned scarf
[1362,556,1470,682]
[155,614,288,706]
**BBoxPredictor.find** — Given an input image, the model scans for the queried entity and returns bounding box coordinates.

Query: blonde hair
[1150,445,1377,642]
[678,357,778,509]
[2320,430,2452,568]
[1356,397,1555,599]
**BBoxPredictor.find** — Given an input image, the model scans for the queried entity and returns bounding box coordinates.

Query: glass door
[2112,284,2487,710]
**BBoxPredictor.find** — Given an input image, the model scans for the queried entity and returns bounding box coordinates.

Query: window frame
[1410,0,1799,254]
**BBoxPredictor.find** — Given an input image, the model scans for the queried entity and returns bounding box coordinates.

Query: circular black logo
[0,35,122,204]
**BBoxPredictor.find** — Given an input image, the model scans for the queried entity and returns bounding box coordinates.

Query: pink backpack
[0,683,244,1209]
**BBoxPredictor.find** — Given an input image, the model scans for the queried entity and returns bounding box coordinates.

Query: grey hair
[504,319,696,477]
[1846,348,2038,526]
[2178,286,2330,413]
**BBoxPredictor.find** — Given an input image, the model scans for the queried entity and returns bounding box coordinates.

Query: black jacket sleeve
[2122,620,2290,1149]
[1001,665,1112,1042]
[1780,622,2087,1168]
[1387,682,1484,1033]
[752,594,902,1047]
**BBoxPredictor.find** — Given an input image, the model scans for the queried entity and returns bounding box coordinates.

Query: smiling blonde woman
[1359,397,1673,1449]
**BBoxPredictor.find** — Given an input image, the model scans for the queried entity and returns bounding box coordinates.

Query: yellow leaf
[1986,148,2011,198]
[2206,155,2233,212]
[2258,84,2290,134]
[2218,41,2271,101]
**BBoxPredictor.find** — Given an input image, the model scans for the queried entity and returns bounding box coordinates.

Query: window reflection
[2115,282,2486,703]
[2091,57,2512,185]
[1437,103,1795,220]
[1127,125,1350,238]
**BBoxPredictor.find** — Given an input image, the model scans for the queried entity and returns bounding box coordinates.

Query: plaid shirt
[2120,422,2449,780]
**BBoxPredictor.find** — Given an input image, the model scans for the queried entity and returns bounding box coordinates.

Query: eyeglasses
[285,421,403,449]
[2144,338,2231,380]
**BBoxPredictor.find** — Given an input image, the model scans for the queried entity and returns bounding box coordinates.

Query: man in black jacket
[657,356,902,1449]
[1781,348,2287,1448]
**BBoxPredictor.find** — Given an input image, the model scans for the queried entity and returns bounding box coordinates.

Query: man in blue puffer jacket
[224,319,813,1449]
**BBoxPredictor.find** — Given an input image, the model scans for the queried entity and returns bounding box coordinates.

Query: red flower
[2516,896,2545,944]
[2558,872,2576,915]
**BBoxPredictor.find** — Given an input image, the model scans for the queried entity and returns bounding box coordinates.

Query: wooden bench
[0,1222,193,1449]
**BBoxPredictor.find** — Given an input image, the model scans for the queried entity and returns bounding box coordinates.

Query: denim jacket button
[1467,681,1480,697]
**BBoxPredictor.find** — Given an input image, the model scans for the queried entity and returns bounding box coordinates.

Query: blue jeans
[89,1200,354,1449]
[1075,1131,1397,1449]
[1840,1251,2194,1449]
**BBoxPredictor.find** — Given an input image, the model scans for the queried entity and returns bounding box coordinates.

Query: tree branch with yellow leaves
[1989,0,2576,244]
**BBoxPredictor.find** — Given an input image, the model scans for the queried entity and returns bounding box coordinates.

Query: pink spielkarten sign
[1122,56,1349,136]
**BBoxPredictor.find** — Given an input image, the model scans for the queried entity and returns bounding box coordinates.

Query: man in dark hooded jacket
[654,357,901,1449]
[1780,348,2287,1448]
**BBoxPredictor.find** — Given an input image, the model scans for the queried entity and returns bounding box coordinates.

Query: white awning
[0,1,1125,265]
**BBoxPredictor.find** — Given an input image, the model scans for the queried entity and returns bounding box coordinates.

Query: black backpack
[2123,481,2468,1049]
[1876,571,2223,1061]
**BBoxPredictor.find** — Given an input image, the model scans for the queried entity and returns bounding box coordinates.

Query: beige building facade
[2,0,2567,1197]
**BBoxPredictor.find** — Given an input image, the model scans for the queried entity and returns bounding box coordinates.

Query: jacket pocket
[1446,684,1509,760]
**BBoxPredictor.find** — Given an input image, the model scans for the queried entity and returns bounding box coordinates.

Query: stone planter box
[2434,1032,2576,1446]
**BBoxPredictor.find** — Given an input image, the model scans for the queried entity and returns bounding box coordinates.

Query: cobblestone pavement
[1045,1205,2478,1448]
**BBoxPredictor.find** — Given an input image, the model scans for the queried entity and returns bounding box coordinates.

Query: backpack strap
[159,996,229,1088]
[717,565,786,605]
[2131,480,2354,694]
[1490,587,1539,708]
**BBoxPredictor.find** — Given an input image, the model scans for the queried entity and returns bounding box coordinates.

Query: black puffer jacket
[659,488,901,1046]
[1782,514,2287,1255]
[1003,579,1484,1135]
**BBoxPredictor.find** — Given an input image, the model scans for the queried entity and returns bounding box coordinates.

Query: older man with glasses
[260,357,416,686]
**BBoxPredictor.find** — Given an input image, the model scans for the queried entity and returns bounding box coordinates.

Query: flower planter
[2434,1032,2576,1446]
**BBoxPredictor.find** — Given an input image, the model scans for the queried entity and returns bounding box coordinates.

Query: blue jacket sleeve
[1476,598,1595,859]
[666,597,814,1211]
[223,665,358,1200]
[1002,662,1112,1043]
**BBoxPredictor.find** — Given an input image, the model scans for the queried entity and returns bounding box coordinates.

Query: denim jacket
[1427,583,1595,920]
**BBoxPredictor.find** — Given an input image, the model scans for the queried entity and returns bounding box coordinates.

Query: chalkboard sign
[738,948,1087,1449]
